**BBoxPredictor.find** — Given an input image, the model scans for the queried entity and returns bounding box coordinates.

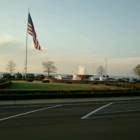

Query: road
[0,100,140,140]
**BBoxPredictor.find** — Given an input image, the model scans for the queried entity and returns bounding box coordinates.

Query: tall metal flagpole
[25,8,30,79]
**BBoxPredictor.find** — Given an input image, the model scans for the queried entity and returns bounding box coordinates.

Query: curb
[0,96,140,106]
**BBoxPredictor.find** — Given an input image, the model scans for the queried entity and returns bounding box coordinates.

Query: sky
[0,0,140,77]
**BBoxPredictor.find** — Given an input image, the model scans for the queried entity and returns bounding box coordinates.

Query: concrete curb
[0,96,140,106]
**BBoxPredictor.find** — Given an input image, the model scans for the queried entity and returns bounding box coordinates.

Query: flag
[28,13,42,50]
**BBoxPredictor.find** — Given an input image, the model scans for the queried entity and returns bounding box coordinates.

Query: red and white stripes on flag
[27,13,42,51]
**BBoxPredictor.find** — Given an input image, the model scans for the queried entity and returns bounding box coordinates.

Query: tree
[6,60,16,74]
[42,61,57,76]
[132,64,140,79]
[96,65,106,76]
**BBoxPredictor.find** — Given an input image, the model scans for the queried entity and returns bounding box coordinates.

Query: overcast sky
[0,0,140,77]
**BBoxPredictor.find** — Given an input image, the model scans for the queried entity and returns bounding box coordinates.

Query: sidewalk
[0,96,140,106]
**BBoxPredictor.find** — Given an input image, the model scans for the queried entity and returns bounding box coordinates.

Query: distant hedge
[105,82,140,90]
[0,80,12,88]
[0,91,140,100]
[0,88,132,94]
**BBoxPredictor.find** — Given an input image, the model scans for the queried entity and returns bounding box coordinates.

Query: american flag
[28,13,42,50]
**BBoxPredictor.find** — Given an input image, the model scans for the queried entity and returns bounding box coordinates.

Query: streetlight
[93,63,94,75]
[105,58,107,76]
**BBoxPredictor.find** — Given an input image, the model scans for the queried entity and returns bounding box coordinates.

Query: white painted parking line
[97,109,140,114]
[0,105,62,122]
[89,113,140,119]
[81,102,113,119]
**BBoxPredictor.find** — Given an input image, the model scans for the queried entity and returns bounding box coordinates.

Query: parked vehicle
[22,73,34,81]
[106,78,116,81]
[14,73,22,79]
[0,73,12,79]
[94,78,100,81]
[129,78,139,83]
[117,78,125,82]
[0,74,2,79]
[42,75,55,83]
[123,78,130,82]
[34,74,45,81]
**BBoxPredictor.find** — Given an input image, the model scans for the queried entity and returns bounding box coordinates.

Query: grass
[1,81,138,100]
[6,81,126,90]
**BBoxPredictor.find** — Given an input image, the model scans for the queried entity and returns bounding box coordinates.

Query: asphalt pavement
[0,100,140,140]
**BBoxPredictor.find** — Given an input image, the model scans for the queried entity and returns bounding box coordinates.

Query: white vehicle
[0,75,3,79]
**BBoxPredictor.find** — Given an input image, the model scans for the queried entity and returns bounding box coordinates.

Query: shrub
[90,82,98,85]
[26,78,33,82]
[42,79,50,83]
[66,82,73,84]
[0,80,12,88]
[0,79,7,83]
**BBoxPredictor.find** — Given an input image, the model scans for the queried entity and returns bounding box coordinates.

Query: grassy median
[1,81,138,100]
[6,81,125,90]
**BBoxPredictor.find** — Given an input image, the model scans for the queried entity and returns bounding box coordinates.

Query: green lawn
[6,81,125,90]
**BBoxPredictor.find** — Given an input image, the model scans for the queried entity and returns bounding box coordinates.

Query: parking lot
[0,100,140,140]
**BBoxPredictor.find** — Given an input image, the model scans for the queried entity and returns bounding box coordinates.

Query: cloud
[0,34,13,45]
[0,34,25,49]
[0,34,140,77]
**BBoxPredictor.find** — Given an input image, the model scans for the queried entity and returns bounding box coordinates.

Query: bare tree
[132,64,140,79]
[96,65,106,76]
[6,60,16,74]
[42,61,57,76]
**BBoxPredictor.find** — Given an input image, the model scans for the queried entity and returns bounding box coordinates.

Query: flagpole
[25,8,30,80]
